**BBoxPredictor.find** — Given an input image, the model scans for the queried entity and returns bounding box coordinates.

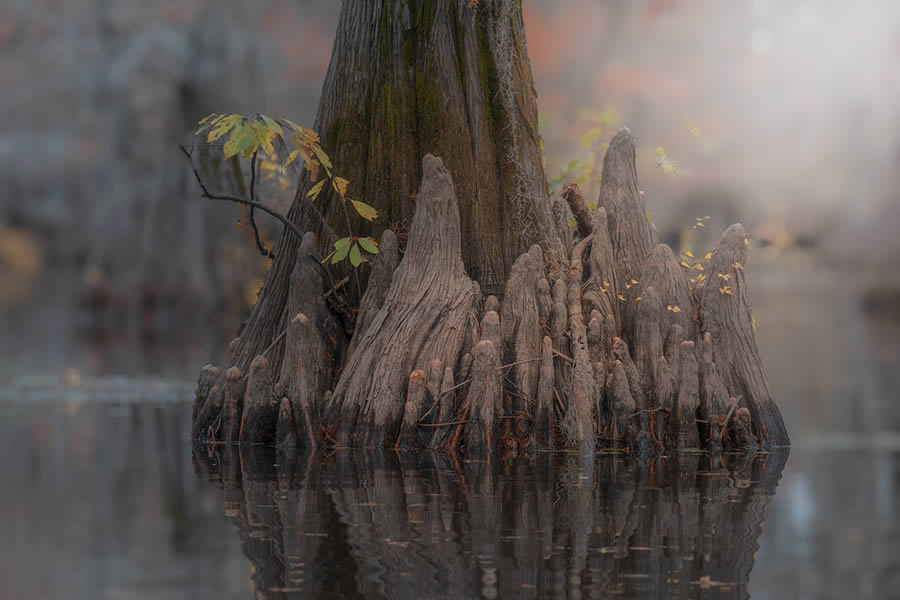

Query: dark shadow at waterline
[193,445,788,599]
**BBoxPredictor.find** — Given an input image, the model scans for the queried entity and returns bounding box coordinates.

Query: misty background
[2,2,900,598]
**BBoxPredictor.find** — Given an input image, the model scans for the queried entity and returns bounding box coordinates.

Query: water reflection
[194,447,788,599]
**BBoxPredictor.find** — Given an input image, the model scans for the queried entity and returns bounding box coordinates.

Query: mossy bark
[192,1,789,454]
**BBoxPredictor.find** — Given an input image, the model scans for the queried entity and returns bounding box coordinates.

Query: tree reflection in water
[193,446,787,599]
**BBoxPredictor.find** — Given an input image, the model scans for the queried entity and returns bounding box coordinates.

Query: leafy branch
[191,113,381,270]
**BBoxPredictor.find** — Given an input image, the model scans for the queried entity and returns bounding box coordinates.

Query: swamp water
[1,261,899,599]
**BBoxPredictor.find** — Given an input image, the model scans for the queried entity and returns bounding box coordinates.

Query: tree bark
[192,0,789,454]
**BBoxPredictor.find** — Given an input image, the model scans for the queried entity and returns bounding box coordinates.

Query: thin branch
[418,419,468,428]
[324,276,351,300]
[262,328,287,357]
[180,145,305,242]
[248,150,273,259]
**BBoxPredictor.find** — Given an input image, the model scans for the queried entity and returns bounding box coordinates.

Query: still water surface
[0,396,897,599]
[1,261,899,599]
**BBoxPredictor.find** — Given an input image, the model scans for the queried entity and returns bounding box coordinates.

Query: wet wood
[192,364,220,427]
[695,224,790,447]
[500,246,544,412]
[222,366,244,443]
[608,360,635,447]
[565,234,595,456]
[672,341,700,449]
[195,2,788,455]
[331,155,478,448]
[240,355,278,445]
[396,370,426,449]
[534,336,555,450]
[464,340,502,459]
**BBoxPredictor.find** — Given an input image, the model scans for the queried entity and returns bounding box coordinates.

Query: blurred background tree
[2,0,899,380]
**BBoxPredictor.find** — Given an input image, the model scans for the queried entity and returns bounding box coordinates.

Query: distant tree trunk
[192,0,789,454]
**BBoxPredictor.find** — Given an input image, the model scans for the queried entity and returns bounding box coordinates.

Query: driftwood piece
[464,340,502,459]
[672,341,700,449]
[561,183,592,239]
[332,155,478,447]
[222,367,244,443]
[534,336,555,450]
[565,235,596,457]
[396,370,426,448]
[695,224,789,447]
[347,229,400,360]
[500,246,544,410]
[596,129,655,287]
[582,207,619,325]
[240,356,278,444]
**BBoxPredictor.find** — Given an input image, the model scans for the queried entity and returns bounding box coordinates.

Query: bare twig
[261,329,287,357]
[180,144,305,242]
[324,276,351,299]
[248,150,273,259]
[418,419,468,428]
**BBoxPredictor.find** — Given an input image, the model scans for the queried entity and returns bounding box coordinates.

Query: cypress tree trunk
[192,0,789,453]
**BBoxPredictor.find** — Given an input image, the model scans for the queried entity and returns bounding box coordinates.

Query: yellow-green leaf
[223,122,256,158]
[334,237,351,251]
[313,145,332,169]
[349,243,363,266]
[208,114,241,143]
[284,149,302,168]
[307,179,326,200]
[332,238,351,263]
[195,113,221,135]
[260,115,284,138]
[358,237,379,254]
[683,117,701,138]
[331,176,349,197]
[350,199,378,221]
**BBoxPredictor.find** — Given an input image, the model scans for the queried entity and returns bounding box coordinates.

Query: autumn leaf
[719,286,734,295]
[307,179,326,200]
[260,114,284,138]
[331,176,350,197]
[351,199,378,221]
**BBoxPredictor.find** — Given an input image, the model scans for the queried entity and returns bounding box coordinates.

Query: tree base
[192,132,789,455]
